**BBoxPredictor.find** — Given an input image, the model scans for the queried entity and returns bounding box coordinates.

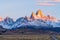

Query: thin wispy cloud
[53,0,60,2]
[37,2,56,6]
[36,0,60,6]
[37,0,60,2]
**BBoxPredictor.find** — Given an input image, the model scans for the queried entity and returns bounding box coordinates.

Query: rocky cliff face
[31,10,57,22]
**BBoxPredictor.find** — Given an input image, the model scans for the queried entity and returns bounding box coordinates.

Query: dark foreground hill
[0,25,60,35]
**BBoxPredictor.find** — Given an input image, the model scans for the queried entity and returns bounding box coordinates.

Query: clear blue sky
[0,0,60,20]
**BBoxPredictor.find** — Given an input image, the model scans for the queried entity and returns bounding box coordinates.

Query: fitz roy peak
[0,10,60,29]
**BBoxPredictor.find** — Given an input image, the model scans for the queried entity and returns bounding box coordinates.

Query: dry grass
[0,34,52,40]
[56,35,60,40]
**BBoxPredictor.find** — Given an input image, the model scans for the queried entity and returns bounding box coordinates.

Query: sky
[0,0,60,20]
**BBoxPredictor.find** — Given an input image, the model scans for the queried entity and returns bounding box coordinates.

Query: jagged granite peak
[30,12,38,19]
[4,17,14,25]
[24,16,31,21]
[11,17,29,29]
[36,10,44,18]
[47,15,57,22]
[16,17,28,22]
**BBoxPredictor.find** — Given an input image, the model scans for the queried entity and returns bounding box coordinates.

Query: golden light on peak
[0,17,3,21]
[31,10,58,22]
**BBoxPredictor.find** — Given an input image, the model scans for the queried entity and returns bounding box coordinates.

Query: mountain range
[0,10,60,35]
